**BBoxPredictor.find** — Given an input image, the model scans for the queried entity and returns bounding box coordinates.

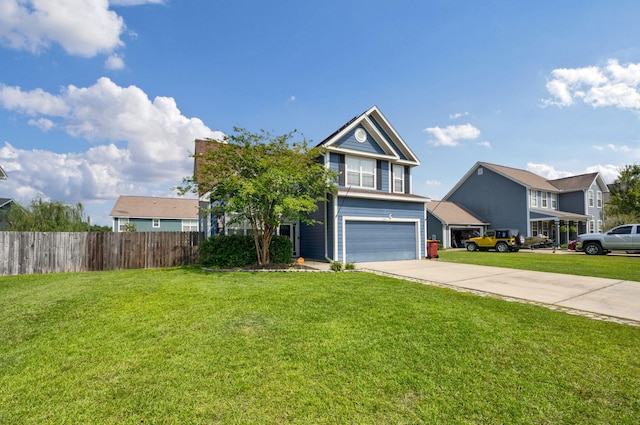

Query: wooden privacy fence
[0,232,203,276]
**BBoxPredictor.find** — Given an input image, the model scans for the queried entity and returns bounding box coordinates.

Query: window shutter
[376,160,383,190]
[404,167,410,194]
[338,154,345,186]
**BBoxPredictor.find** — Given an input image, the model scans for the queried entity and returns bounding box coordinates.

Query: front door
[279,222,299,257]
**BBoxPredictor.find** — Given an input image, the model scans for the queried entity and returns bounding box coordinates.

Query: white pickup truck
[576,224,640,255]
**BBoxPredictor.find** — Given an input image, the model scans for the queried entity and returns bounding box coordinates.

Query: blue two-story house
[300,106,429,263]
[197,106,429,263]
[442,162,608,245]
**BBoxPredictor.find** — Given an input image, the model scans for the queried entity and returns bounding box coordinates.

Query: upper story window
[596,191,602,208]
[152,218,160,228]
[541,193,548,208]
[530,190,537,207]
[551,193,557,209]
[588,190,594,207]
[346,156,375,189]
[392,164,404,193]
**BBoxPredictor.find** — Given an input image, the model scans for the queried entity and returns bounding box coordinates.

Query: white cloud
[592,143,632,153]
[526,163,573,180]
[477,141,492,148]
[425,179,441,186]
[424,123,481,147]
[527,162,622,184]
[110,0,165,5]
[585,164,621,183]
[0,0,124,56]
[105,53,125,70]
[542,59,640,109]
[449,112,469,119]
[0,0,163,66]
[27,117,55,131]
[0,78,222,219]
[0,84,70,115]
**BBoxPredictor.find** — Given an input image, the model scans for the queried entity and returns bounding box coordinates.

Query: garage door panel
[345,221,417,262]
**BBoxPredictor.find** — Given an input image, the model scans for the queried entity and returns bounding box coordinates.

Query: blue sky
[2,1,640,225]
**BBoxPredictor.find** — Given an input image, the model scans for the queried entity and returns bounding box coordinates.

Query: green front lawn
[438,249,640,281]
[1,268,639,424]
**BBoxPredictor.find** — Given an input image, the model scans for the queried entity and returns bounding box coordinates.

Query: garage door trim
[341,216,421,263]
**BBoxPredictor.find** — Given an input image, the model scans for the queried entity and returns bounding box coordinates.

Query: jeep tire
[466,242,478,252]
[495,241,509,252]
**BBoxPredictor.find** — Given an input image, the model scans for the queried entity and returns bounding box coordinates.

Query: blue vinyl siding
[369,115,408,160]
[379,160,389,191]
[448,166,528,232]
[334,126,386,154]
[558,191,585,214]
[299,201,327,260]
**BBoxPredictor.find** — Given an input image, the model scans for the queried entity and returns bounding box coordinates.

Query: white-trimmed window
[152,218,160,228]
[182,219,198,232]
[392,164,404,193]
[551,193,557,209]
[346,156,375,189]
[541,192,548,208]
[118,218,129,232]
[530,190,537,207]
[597,220,603,233]
[531,221,539,236]
[588,220,595,233]
[596,191,602,208]
[588,190,594,208]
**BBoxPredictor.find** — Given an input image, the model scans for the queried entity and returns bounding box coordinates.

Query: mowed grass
[1,267,639,424]
[438,249,640,281]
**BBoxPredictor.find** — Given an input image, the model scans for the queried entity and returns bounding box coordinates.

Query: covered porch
[529,209,589,245]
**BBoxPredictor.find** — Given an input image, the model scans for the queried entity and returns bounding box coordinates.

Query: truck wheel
[583,242,603,255]
[466,243,478,252]
[495,242,509,252]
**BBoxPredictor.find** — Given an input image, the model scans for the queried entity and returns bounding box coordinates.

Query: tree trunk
[254,229,274,265]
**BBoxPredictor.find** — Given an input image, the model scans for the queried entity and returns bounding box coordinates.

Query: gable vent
[478,167,483,176]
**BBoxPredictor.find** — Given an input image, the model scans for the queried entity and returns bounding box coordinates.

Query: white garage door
[345,221,418,263]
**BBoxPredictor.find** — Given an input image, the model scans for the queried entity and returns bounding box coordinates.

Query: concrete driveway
[356,259,640,326]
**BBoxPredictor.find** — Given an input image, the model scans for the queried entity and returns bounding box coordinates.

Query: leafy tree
[1,195,92,231]
[122,222,137,232]
[180,127,338,265]
[90,224,112,232]
[606,163,640,226]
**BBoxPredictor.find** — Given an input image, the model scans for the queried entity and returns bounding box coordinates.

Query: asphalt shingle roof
[109,196,198,219]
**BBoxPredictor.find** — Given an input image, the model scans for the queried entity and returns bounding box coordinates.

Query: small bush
[270,235,293,264]
[198,235,255,267]
[330,262,343,272]
[345,262,356,270]
[198,234,293,268]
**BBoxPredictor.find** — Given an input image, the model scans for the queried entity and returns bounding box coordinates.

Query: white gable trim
[321,106,420,165]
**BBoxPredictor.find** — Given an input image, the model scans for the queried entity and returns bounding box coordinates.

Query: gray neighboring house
[426,201,489,248]
[110,195,200,232]
[443,162,608,245]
